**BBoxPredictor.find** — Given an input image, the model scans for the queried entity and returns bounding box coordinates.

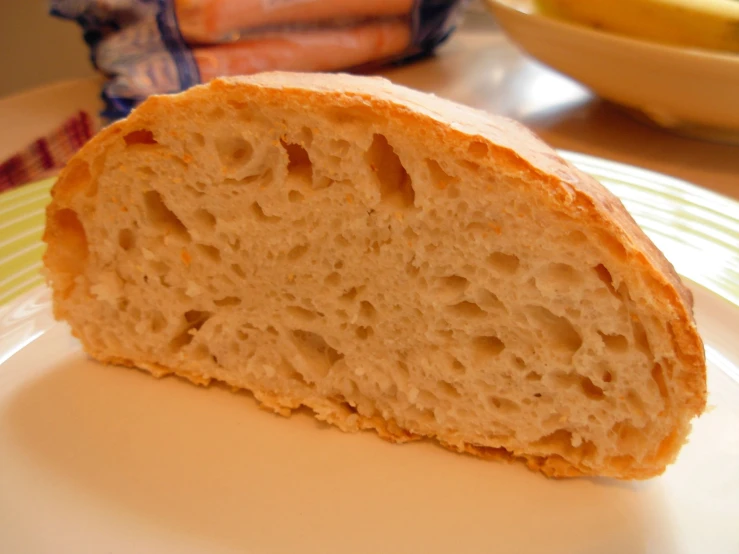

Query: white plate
[484,0,739,144]
[1,153,738,553]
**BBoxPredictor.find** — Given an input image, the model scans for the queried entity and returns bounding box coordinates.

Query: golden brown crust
[43,72,706,479]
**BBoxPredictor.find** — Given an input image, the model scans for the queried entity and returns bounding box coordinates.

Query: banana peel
[534,0,739,53]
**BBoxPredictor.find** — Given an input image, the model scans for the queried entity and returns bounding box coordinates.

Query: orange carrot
[176,0,414,43]
[194,19,411,81]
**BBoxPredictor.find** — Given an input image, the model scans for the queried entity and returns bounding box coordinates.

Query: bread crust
[43,72,706,478]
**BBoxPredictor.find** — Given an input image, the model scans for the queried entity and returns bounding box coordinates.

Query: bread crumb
[408,387,419,403]
[185,281,202,297]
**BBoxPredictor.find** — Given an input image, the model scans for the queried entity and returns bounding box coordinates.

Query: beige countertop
[1,19,737,198]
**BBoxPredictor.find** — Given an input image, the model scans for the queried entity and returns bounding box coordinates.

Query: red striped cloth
[0,110,95,193]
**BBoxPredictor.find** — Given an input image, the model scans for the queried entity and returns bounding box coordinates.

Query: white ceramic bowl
[484,0,739,143]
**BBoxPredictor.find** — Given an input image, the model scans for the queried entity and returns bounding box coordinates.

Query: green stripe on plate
[0,178,54,304]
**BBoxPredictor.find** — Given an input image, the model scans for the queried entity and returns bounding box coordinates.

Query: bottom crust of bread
[86,350,661,480]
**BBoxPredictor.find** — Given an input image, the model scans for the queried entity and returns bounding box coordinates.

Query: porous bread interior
[48,90,690,478]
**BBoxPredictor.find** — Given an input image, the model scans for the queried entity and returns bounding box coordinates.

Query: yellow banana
[534,0,739,53]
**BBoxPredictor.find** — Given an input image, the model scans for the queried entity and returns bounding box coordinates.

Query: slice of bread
[43,72,706,479]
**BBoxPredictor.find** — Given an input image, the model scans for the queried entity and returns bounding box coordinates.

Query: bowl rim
[483,0,739,65]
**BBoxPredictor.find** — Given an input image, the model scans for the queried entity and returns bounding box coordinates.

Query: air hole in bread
[359,300,377,320]
[298,126,314,147]
[214,296,241,307]
[598,331,628,352]
[151,311,167,333]
[594,264,617,296]
[406,262,420,277]
[231,264,246,278]
[328,104,376,124]
[426,158,456,190]
[365,133,415,209]
[626,390,646,419]
[473,335,505,357]
[458,160,479,172]
[228,237,241,251]
[397,360,410,378]
[417,389,437,406]
[118,228,135,251]
[451,357,466,375]
[651,363,669,401]
[330,139,350,156]
[251,201,280,223]
[487,251,519,274]
[439,380,461,398]
[568,230,588,245]
[287,243,309,260]
[287,306,321,321]
[63,159,95,197]
[169,310,212,351]
[215,135,254,170]
[581,376,605,399]
[526,371,542,381]
[324,272,341,286]
[489,396,520,412]
[192,133,205,148]
[612,422,642,452]
[191,343,211,361]
[288,190,304,203]
[475,289,505,312]
[438,275,469,295]
[149,260,169,276]
[335,234,350,247]
[526,305,582,354]
[514,356,526,369]
[282,139,313,183]
[184,185,204,199]
[542,262,581,287]
[143,190,189,239]
[124,129,157,146]
[184,309,211,326]
[291,329,344,378]
[194,208,216,229]
[467,140,488,158]
[447,300,486,318]
[196,243,221,262]
[340,286,361,303]
[335,309,348,320]
[48,208,88,275]
[465,222,488,233]
[355,326,373,340]
[603,370,613,383]
[632,317,653,359]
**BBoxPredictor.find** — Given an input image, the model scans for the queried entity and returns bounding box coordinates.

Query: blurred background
[0,1,95,97]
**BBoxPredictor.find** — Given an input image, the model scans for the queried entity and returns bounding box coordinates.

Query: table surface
[1,17,736,199]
